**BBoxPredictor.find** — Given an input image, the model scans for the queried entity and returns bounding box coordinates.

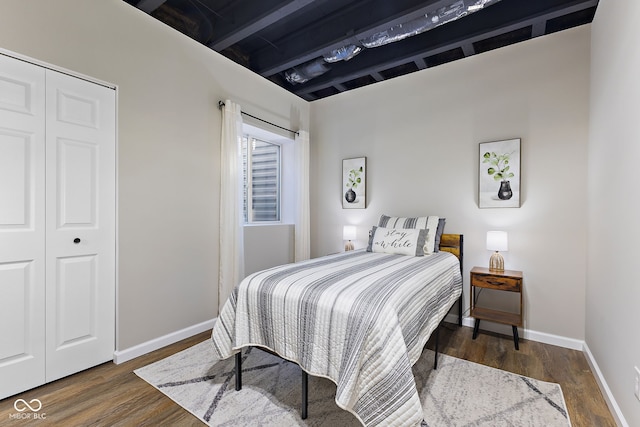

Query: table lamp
[343,226,356,251]
[486,231,508,271]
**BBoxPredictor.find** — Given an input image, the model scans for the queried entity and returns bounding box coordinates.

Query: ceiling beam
[136,0,167,14]
[209,0,317,51]
[531,20,547,37]
[293,0,598,98]
[369,71,383,81]
[461,43,475,57]
[413,58,427,70]
[253,0,456,77]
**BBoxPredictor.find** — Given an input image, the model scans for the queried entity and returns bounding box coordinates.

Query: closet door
[0,54,46,399]
[44,70,116,381]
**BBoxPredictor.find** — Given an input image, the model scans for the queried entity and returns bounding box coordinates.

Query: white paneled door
[0,54,47,399]
[44,70,116,382]
[0,53,116,398]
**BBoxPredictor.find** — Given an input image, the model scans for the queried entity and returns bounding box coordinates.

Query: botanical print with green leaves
[482,151,514,182]
[346,166,363,189]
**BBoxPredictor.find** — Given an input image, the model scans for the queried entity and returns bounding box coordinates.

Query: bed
[211,223,463,427]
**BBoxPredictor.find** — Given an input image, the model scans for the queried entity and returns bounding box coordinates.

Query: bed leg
[301,370,308,419]
[433,324,440,370]
[458,294,463,326]
[235,352,242,391]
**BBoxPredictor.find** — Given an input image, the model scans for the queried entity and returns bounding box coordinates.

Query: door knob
[73,238,81,244]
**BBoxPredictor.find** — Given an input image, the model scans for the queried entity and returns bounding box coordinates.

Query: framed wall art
[342,157,366,209]
[479,139,521,208]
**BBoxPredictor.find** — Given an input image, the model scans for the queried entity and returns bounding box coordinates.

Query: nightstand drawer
[471,274,521,292]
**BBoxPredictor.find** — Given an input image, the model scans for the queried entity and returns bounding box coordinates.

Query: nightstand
[470,266,523,350]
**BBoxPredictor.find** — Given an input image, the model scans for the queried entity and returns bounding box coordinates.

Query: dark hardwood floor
[0,325,616,426]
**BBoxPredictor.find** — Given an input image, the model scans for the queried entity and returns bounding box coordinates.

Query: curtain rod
[218,101,299,136]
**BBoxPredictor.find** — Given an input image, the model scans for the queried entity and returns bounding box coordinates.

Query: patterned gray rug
[135,341,571,426]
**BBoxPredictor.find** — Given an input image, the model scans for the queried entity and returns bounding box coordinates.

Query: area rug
[135,341,571,427]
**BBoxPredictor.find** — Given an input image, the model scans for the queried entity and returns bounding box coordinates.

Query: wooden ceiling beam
[209,0,317,51]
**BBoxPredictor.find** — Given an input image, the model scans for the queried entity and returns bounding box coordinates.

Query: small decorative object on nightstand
[470,266,523,350]
[343,225,356,251]
[486,231,508,271]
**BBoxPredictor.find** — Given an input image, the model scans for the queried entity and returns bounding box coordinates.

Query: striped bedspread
[211,249,462,426]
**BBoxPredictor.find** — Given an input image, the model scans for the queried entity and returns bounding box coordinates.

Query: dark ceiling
[123,0,598,101]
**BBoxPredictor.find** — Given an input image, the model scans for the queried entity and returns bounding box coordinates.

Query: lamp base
[345,241,354,251]
[489,251,504,272]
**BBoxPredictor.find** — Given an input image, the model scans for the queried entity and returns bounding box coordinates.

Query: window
[242,135,281,223]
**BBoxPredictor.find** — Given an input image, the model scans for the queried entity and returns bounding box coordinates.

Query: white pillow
[377,215,440,255]
[366,226,429,257]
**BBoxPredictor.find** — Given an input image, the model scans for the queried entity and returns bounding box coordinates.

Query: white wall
[2,1,634,422]
[310,27,591,342]
[588,1,640,425]
[0,0,309,350]
[244,225,294,276]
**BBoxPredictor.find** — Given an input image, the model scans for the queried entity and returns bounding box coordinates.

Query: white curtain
[218,100,245,312]
[294,130,311,262]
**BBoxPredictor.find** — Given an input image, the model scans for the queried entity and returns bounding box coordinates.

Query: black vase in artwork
[345,189,356,203]
[498,180,513,200]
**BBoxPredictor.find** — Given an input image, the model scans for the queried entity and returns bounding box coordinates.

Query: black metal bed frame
[234,234,464,420]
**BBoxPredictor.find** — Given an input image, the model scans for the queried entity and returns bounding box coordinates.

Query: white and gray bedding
[211,249,462,427]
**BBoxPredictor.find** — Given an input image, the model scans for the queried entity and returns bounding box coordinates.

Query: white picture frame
[342,157,366,209]
[479,139,521,208]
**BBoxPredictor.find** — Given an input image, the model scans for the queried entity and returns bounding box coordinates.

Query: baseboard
[523,327,584,351]
[583,343,629,427]
[113,318,216,364]
[443,314,584,350]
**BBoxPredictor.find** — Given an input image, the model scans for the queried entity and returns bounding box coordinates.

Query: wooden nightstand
[470,266,523,350]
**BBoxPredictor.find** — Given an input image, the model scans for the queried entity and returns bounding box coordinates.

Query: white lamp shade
[343,225,357,241]
[486,231,508,251]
